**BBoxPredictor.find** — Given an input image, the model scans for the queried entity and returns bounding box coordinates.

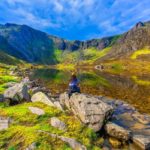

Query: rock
[0,94,4,102]
[31,92,55,107]
[28,107,45,116]
[105,122,132,141]
[4,83,30,102]
[59,136,86,150]
[22,77,30,84]
[132,113,150,125]
[51,117,66,130]
[30,87,42,94]
[60,93,113,132]
[59,92,70,108]
[38,130,87,150]
[109,137,121,148]
[4,82,16,88]
[26,143,36,150]
[0,117,10,131]
[53,101,64,111]
[133,134,150,150]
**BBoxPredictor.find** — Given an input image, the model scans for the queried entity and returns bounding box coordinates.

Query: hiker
[68,73,80,97]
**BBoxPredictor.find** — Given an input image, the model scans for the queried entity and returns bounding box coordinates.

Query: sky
[0,0,150,40]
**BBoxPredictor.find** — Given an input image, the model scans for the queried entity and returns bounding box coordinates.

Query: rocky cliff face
[0,21,150,64]
[101,22,150,60]
[0,23,119,64]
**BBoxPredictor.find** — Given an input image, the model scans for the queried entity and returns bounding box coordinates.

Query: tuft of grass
[130,48,150,59]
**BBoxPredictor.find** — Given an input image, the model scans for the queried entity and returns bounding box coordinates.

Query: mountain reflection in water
[30,68,150,114]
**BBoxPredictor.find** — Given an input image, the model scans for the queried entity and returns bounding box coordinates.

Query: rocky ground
[0,67,150,150]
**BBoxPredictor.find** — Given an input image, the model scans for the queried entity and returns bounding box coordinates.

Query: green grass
[82,47,111,64]
[52,47,111,66]
[0,63,20,94]
[130,48,150,59]
[111,63,124,73]
[0,102,103,150]
[0,51,23,65]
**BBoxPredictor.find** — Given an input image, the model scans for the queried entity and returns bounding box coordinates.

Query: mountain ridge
[0,21,150,64]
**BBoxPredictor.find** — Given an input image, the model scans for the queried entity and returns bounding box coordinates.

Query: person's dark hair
[70,74,77,82]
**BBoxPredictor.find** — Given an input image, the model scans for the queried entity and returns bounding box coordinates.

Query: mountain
[100,21,150,61]
[0,23,55,64]
[0,23,119,64]
[0,21,150,64]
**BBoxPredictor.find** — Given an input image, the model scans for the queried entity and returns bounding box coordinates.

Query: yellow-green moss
[0,102,103,149]
[132,76,150,86]
[130,48,150,59]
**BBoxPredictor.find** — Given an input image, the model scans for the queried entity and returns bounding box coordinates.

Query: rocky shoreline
[0,68,150,150]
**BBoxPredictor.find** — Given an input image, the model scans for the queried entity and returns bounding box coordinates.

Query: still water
[30,68,150,114]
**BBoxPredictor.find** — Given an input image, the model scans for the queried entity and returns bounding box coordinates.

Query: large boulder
[4,83,30,102]
[60,93,113,132]
[31,92,55,107]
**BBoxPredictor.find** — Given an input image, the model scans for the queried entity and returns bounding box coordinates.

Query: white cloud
[1,0,150,40]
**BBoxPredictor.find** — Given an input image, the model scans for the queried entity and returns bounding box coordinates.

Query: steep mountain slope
[0,23,119,64]
[100,21,150,61]
[0,50,22,65]
[0,24,56,64]
[0,21,150,65]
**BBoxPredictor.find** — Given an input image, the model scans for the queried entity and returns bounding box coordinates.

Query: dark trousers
[68,86,80,98]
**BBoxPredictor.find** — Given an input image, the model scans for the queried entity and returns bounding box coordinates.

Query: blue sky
[0,0,150,40]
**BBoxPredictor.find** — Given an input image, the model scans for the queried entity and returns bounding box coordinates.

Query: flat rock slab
[105,122,132,141]
[28,107,45,116]
[0,117,10,131]
[133,135,150,150]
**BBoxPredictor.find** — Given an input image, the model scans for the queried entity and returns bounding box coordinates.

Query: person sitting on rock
[68,73,80,97]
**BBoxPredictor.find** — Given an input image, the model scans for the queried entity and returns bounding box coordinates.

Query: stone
[53,101,64,111]
[133,134,150,150]
[109,137,121,148]
[59,136,87,150]
[0,117,10,131]
[132,113,150,125]
[105,122,132,141]
[59,92,70,108]
[30,87,42,94]
[51,117,66,130]
[60,93,113,132]
[4,83,30,102]
[26,143,36,150]
[31,92,55,107]
[28,107,45,116]
[38,130,87,150]
[0,94,4,102]
[4,82,16,88]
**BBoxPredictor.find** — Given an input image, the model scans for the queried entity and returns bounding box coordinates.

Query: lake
[30,68,150,114]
